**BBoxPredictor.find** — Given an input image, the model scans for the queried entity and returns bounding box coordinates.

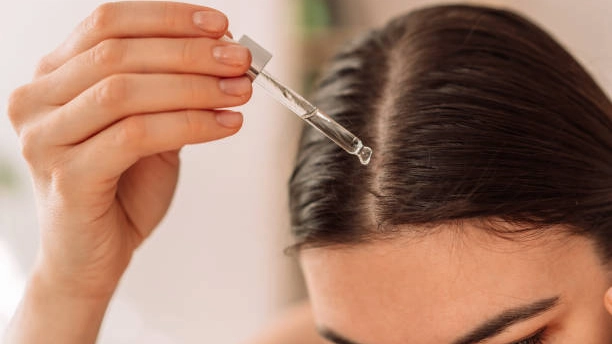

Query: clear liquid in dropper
[302,109,372,165]
[255,70,372,165]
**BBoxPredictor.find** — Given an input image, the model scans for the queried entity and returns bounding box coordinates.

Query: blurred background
[0,0,610,343]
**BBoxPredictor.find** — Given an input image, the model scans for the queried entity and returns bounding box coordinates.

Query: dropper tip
[357,146,373,165]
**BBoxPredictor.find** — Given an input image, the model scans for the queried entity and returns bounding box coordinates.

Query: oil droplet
[356,146,372,165]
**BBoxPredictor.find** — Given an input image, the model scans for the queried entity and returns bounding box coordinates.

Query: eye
[510,328,546,344]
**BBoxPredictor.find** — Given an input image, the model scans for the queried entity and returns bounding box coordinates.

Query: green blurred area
[0,160,17,191]
[301,0,332,35]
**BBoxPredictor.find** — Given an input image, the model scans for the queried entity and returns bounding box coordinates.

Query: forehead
[299,225,599,344]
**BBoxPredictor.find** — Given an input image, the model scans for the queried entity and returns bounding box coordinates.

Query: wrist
[29,265,116,304]
[31,248,125,300]
[4,265,114,344]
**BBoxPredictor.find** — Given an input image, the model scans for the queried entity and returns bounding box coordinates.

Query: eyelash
[512,328,546,344]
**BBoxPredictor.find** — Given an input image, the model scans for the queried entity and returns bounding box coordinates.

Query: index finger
[35,1,229,78]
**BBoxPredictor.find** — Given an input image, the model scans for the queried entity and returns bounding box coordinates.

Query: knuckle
[114,117,146,147]
[34,54,55,76]
[183,110,203,138]
[161,2,180,30]
[19,125,42,162]
[7,85,30,125]
[180,39,200,67]
[91,39,124,67]
[87,2,115,32]
[94,75,128,107]
[183,75,200,104]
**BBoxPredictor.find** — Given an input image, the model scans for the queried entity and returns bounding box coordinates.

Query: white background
[0,1,610,343]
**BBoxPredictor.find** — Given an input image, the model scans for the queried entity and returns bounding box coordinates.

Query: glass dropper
[228,35,372,165]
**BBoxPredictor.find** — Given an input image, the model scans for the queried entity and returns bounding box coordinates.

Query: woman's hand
[5,2,251,342]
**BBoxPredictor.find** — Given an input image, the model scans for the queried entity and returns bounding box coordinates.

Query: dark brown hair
[289,4,612,257]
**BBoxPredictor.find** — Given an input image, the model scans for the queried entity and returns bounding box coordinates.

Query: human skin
[5,2,253,342]
[301,224,612,344]
[6,1,612,344]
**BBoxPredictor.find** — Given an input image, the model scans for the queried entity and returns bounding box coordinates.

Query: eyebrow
[318,327,364,344]
[452,296,560,344]
[318,296,560,344]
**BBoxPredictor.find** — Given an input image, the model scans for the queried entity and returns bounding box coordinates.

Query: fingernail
[215,110,243,128]
[212,45,250,67]
[219,77,252,96]
[193,11,227,33]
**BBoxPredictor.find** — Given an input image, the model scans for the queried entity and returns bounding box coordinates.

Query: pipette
[227,35,372,165]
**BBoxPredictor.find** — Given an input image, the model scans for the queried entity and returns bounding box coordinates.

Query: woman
[5,2,612,343]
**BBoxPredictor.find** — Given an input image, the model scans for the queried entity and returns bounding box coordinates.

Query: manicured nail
[212,45,250,66]
[215,110,243,128]
[219,77,251,96]
[193,11,227,33]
